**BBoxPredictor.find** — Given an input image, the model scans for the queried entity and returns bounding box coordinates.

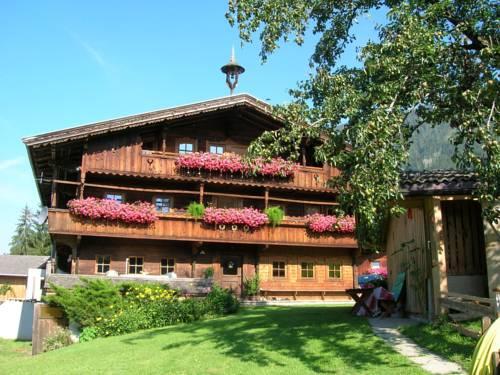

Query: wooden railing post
[264,188,269,209]
[199,183,204,204]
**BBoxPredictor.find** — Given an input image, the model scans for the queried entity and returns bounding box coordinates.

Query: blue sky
[0,1,384,253]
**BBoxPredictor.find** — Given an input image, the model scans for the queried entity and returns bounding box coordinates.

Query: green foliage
[228,0,500,249]
[400,318,478,370]
[265,206,284,227]
[0,284,12,296]
[203,266,214,278]
[45,279,238,338]
[187,202,205,220]
[79,327,99,343]
[205,285,240,315]
[43,329,73,352]
[9,205,51,256]
[243,274,260,297]
[44,278,123,327]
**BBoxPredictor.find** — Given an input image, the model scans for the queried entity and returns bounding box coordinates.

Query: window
[272,261,286,278]
[178,143,194,154]
[301,262,314,278]
[328,263,342,279]
[209,144,225,154]
[128,257,143,274]
[96,255,111,274]
[154,197,171,213]
[160,258,175,275]
[104,193,123,203]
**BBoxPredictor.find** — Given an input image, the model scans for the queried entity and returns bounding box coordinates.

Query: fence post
[495,288,500,319]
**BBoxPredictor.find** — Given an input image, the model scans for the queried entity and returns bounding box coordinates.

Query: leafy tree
[9,205,51,256]
[227,0,499,249]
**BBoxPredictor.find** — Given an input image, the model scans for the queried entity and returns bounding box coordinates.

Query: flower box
[67,198,157,225]
[305,214,355,234]
[175,152,297,179]
[202,207,268,230]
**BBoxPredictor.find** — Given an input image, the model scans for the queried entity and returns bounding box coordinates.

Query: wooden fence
[441,291,499,338]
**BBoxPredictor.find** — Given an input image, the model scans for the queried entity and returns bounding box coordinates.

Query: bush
[206,285,239,315]
[243,274,260,297]
[265,206,284,227]
[43,329,73,352]
[45,280,238,339]
[203,267,214,278]
[79,327,99,343]
[44,278,123,327]
[0,284,12,296]
[187,202,205,220]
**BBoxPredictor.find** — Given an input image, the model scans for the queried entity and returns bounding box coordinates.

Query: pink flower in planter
[305,214,355,234]
[68,198,157,225]
[202,207,268,229]
[175,152,298,179]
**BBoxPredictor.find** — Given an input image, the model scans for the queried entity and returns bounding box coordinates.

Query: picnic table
[346,287,375,316]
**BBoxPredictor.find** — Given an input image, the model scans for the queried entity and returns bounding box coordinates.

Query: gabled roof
[22,94,274,147]
[0,255,49,277]
[401,170,477,195]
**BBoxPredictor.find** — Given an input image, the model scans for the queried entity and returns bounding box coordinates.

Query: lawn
[0,339,31,366]
[400,320,478,370]
[0,306,429,375]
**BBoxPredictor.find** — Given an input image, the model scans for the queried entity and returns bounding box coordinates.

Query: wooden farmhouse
[23,94,369,301]
[386,171,499,318]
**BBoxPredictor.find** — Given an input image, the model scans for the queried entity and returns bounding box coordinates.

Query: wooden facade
[25,95,359,300]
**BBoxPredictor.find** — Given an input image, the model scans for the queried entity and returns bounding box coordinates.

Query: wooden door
[220,256,243,295]
[386,206,428,314]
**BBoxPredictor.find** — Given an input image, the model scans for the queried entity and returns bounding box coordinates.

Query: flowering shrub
[67,197,157,225]
[175,152,297,179]
[305,214,356,234]
[202,207,268,229]
[45,279,238,340]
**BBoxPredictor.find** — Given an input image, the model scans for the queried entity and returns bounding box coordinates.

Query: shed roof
[0,255,49,277]
[400,170,477,195]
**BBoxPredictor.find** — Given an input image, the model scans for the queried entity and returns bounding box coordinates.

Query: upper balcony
[48,209,357,248]
[82,148,338,192]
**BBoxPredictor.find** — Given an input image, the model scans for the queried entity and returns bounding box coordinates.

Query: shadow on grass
[121,306,418,373]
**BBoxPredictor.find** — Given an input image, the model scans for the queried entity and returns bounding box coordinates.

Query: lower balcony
[48,209,357,248]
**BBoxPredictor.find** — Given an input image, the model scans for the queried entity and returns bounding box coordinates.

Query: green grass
[400,320,478,370]
[0,339,31,366]
[0,306,429,375]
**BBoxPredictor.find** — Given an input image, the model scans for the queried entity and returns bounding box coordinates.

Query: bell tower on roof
[221,47,245,95]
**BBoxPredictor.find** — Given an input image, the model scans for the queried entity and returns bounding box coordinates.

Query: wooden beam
[264,188,269,209]
[199,183,204,204]
[269,197,338,206]
[50,179,338,206]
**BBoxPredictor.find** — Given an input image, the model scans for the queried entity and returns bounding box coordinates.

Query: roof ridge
[23,93,272,146]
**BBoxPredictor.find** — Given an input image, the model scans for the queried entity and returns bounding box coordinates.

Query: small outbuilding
[0,255,49,301]
[385,171,499,318]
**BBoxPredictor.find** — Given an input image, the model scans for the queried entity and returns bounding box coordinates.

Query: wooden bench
[260,289,345,301]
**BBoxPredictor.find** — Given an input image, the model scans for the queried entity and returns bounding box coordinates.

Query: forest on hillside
[406,123,457,171]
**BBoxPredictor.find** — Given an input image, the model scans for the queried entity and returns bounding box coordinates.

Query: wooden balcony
[83,149,338,192]
[48,209,357,248]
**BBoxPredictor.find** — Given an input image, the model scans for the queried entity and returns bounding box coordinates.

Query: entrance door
[220,256,243,295]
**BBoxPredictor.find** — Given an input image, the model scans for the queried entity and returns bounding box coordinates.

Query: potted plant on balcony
[243,274,260,301]
[187,202,205,222]
[265,206,284,228]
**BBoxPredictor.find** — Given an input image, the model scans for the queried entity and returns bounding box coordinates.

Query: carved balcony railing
[48,209,357,248]
[82,149,338,191]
